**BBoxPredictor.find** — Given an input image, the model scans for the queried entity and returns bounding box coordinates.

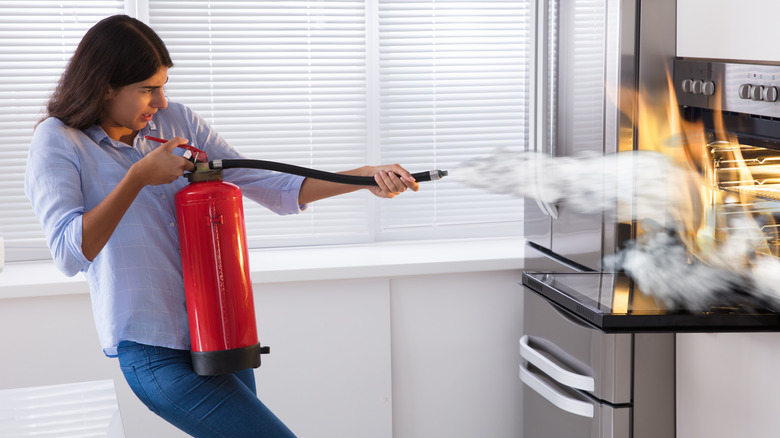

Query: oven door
[521,362,631,438]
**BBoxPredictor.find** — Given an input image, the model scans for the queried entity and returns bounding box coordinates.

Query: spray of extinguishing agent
[152,137,448,375]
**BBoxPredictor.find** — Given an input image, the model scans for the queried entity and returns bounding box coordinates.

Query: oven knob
[739,84,752,99]
[691,80,703,94]
[751,85,764,101]
[702,81,716,96]
[764,86,778,102]
[682,79,693,93]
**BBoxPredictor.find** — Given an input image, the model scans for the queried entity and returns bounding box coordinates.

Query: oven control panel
[680,78,716,96]
[737,83,779,102]
[675,59,780,119]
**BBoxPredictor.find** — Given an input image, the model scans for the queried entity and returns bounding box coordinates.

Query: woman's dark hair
[43,15,173,130]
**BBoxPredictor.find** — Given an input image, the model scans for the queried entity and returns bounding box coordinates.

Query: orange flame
[626,68,779,268]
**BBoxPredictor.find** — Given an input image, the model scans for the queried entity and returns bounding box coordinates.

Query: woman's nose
[152,89,168,109]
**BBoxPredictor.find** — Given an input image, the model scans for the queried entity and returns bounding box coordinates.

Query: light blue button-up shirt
[25,102,305,356]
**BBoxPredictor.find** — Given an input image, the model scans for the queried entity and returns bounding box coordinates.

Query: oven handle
[519,362,595,418]
[520,334,595,391]
[550,302,595,329]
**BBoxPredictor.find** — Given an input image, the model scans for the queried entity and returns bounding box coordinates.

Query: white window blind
[377,1,527,240]
[0,1,125,261]
[149,0,373,248]
[0,1,530,262]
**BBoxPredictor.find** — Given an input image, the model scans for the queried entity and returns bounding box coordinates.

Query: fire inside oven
[684,108,780,259]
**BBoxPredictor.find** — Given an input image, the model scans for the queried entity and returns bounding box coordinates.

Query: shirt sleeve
[25,119,92,276]
[174,103,307,214]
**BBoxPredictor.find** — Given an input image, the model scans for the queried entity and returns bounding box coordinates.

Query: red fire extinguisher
[167,136,448,376]
[175,168,269,376]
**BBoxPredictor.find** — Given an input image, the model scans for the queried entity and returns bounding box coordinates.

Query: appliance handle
[530,0,559,219]
[519,363,595,418]
[520,334,595,391]
[550,303,595,329]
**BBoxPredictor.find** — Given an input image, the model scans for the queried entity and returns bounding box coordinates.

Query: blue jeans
[117,341,296,438]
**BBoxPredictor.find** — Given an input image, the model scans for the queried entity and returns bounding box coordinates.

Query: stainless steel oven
[519,1,780,438]
[674,59,780,259]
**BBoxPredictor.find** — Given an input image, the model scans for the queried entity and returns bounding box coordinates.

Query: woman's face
[101,67,169,141]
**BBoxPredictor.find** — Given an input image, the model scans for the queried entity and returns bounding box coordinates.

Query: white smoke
[451,149,693,223]
[452,149,780,311]
[603,219,777,311]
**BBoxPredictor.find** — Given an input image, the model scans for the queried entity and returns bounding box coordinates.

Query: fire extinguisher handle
[212,159,447,186]
[259,346,271,355]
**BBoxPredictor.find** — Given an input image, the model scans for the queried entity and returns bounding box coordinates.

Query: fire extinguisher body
[175,171,265,375]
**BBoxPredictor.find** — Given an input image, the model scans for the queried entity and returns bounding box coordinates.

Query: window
[0,1,126,261]
[377,1,528,240]
[0,1,528,262]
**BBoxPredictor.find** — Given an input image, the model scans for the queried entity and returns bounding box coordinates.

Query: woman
[25,14,418,438]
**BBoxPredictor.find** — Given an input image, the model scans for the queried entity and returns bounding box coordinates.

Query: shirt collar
[83,120,158,148]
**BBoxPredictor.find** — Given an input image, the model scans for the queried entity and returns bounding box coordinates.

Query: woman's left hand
[298,164,420,205]
[364,164,420,198]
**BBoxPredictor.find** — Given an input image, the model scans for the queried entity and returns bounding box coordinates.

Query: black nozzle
[414,169,448,182]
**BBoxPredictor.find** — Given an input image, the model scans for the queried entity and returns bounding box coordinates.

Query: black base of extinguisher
[191,343,271,376]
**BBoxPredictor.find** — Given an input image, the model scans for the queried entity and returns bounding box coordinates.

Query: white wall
[0,270,524,438]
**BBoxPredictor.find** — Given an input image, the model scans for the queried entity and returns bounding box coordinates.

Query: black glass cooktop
[522,271,780,333]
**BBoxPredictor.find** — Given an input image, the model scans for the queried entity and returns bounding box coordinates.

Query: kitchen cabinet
[677,0,780,62]
[0,280,395,438]
[676,333,780,438]
[252,278,394,438]
[255,271,525,438]
[0,269,524,438]
[388,272,524,438]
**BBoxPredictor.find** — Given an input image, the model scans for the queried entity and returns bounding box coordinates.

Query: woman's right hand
[82,136,196,261]
[129,136,196,187]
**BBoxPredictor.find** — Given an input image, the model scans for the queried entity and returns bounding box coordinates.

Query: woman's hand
[82,136,195,261]
[365,164,420,198]
[298,163,421,205]
[129,136,196,187]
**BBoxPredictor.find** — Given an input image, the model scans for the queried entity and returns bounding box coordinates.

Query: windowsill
[0,237,525,300]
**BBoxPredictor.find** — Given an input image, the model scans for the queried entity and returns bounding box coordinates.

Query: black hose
[211,159,447,186]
